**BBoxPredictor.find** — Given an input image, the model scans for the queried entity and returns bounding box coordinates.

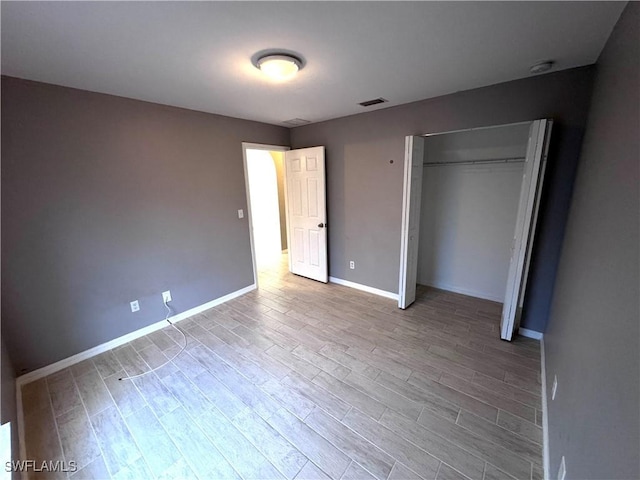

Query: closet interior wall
[417,123,531,301]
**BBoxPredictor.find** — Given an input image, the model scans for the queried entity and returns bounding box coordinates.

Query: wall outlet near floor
[162,290,172,303]
[130,300,140,313]
[557,456,566,480]
[349,261,355,269]
[552,375,558,400]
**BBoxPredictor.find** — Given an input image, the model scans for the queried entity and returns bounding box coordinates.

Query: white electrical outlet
[238,209,244,219]
[130,300,140,313]
[349,261,355,269]
[162,290,172,303]
[557,456,566,480]
[552,375,558,400]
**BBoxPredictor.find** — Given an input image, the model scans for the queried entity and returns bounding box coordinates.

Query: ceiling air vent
[282,118,311,126]
[358,97,388,107]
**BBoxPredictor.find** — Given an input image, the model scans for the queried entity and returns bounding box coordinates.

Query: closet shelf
[423,157,525,167]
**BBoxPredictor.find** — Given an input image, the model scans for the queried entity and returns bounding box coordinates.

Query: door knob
[318,223,325,228]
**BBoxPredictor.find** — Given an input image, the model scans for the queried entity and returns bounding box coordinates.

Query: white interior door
[501,119,553,340]
[284,146,328,283]
[398,136,425,309]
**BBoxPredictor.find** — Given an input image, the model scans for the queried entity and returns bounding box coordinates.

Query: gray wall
[544,3,639,478]
[291,66,595,332]
[1,76,289,373]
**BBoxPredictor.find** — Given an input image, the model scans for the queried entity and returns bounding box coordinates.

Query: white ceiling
[1,1,625,126]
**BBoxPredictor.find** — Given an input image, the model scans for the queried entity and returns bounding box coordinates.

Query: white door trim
[241,142,290,287]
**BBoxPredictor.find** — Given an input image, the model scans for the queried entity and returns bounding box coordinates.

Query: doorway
[242,143,290,285]
[242,143,329,287]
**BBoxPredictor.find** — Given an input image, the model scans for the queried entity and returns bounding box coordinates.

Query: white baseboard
[519,327,544,340]
[418,281,503,303]
[541,338,550,480]
[15,283,256,388]
[329,276,398,301]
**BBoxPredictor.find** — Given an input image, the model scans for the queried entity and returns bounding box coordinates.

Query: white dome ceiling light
[254,52,303,81]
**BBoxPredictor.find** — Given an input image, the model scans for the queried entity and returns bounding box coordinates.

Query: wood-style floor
[20,258,543,480]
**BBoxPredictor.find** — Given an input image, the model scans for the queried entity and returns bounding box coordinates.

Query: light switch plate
[238,209,244,219]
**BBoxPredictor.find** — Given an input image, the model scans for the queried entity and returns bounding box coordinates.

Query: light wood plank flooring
[20,259,543,480]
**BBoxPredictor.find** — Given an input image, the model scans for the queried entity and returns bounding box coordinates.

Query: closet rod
[423,157,525,167]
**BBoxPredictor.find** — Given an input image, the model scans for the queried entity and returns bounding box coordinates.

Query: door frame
[241,142,290,287]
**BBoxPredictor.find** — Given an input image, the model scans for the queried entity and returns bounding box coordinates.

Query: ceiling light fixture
[255,53,303,81]
[530,61,554,75]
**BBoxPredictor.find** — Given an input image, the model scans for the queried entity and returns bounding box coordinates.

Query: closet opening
[398,120,552,340]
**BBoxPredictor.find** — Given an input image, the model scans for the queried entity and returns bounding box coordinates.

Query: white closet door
[398,136,425,309]
[501,120,553,340]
